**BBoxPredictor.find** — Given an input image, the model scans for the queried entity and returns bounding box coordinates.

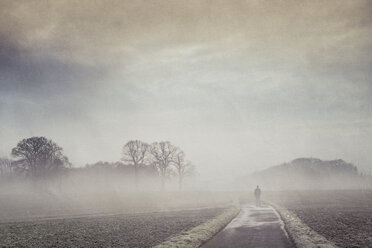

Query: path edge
[153,202,240,248]
[268,202,339,248]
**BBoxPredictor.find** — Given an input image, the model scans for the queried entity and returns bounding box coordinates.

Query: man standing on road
[254,185,261,207]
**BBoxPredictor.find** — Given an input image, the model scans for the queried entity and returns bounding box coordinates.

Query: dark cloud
[1,0,371,63]
[0,35,107,96]
[0,0,372,174]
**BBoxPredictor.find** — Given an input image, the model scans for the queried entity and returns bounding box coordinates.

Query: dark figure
[254,185,261,207]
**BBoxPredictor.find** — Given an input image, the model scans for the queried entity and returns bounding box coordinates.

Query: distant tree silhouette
[0,157,12,176]
[11,137,70,178]
[173,150,194,190]
[150,141,178,190]
[121,140,149,188]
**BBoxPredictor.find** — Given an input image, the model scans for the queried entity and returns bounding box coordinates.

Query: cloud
[0,0,372,174]
[1,0,371,66]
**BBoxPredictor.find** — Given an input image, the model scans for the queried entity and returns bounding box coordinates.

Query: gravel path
[0,208,224,248]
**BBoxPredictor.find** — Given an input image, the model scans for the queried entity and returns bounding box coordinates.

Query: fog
[2,3,372,248]
[1,1,372,224]
[1,0,372,183]
[0,171,238,222]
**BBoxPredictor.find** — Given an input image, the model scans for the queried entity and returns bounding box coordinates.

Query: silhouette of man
[254,185,261,207]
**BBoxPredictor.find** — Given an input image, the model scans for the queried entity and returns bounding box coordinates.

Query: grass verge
[153,205,240,248]
[269,202,338,248]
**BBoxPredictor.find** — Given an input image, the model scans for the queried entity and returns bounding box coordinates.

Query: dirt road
[202,204,294,248]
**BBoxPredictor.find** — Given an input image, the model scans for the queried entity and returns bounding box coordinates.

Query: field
[0,183,239,248]
[0,208,225,248]
[1,186,371,248]
[267,190,372,248]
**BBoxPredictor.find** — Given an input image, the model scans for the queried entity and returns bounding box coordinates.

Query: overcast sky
[1,0,372,181]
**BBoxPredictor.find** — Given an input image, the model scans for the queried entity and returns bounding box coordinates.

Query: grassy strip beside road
[154,205,240,248]
[269,202,338,248]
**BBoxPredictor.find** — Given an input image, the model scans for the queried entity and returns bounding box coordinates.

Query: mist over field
[1,1,372,247]
[1,0,372,182]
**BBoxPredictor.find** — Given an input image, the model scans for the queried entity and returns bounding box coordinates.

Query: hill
[241,158,371,190]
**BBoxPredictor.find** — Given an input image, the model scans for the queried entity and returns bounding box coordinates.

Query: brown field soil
[267,190,372,248]
[0,208,225,248]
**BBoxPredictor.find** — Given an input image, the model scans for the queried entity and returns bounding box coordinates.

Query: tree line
[0,137,195,190]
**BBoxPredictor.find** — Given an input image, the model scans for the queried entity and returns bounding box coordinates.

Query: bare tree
[0,157,12,176]
[121,140,149,188]
[11,137,70,178]
[173,151,195,190]
[150,141,178,190]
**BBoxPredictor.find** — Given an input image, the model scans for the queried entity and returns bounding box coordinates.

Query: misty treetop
[150,141,180,189]
[173,150,195,190]
[122,140,149,188]
[1,137,195,190]
[11,137,70,178]
[122,140,195,190]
